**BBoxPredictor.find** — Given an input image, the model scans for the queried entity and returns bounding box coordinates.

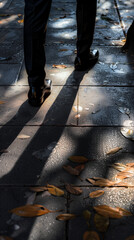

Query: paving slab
[0,28,23,44]
[78,86,134,126]
[69,187,134,240]
[0,64,22,85]
[1,126,133,185]
[0,43,23,63]
[0,85,77,125]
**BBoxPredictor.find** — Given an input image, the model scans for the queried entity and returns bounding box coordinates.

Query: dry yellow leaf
[126,163,134,167]
[63,165,79,176]
[106,147,122,155]
[56,213,76,221]
[47,184,64,197]
[0,101,5,104]
[52,64,67,69]
[122,39,126,42]
[87,178,117,187]
[111,163,127,171]
[69,156,88,163]
[65,184,82,195]
[18,19,24,23]
[94,214,109,232]
[10,204,52,217]
[116,171,133,180]
[30,186,48,192]
[83,231,100,240]
[89,190,104,198]
[17,134,30,139]
[0,237,13,240]
[94,205,123,219]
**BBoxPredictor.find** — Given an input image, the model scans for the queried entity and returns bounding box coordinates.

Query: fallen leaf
[17,134,30,139]
[65,184,82,195]
[122,39,126,43]
[52,64,67,69]
[47,184,64,197]
[87,178,118,187]
[0,14,10,17]
[83,210,91,221]
[106,147,122,155]
[69,156,88,163]
[94,214,109,232]
[30,186,48,192]
[94,205,123,219]
[89,190,104,198]
[63,165,79,176]
[10,204,58,217]
[117,207,132,216]
[111,163,127,172]
[0,101,5,104]
[75,114,80,119]
[59,49,68,52]
[126,236,134,240]
[116,171,133,180]
[0,237,13,240]
[75,164,85,173]
[83,231,100,240]
[126,163,134,167]
[56,213,76,221]
[18,19,24,23]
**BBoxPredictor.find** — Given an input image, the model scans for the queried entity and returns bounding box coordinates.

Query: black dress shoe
[74,49,99,71]
[28,79,52,107]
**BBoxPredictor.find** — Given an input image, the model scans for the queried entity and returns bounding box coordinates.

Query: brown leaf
[117,207,132,216]
[65,184,82,195]
[86,178,96,185]
[10,204,53,217]
[126,236,134,240]
[87,178,117,187]
[52,64,67,69]
[89,190,104,198]
[56,213,76,221]
[69,156,88,163]
[0,101,5,104]
[116,171,133,180]
[17,134,30,139]
[75,164,85,173]
[63,165,79,176]
[83,231,100,240]
[47,184,64,197]
[126,163,134,167]
[94,205,123,219]
[83,210,91,221]
[94,214,109,232]
[30,186,48,192]
[0,237,13,240]
[59,49,68,52]
[106,147,122,155]
[111,163,127,171]
[18,19,24,23]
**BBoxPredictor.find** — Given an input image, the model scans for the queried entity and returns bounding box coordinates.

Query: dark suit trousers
[24,0,97,87]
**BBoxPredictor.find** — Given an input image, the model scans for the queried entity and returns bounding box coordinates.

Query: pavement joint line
[0,124,132,127]
[1,85,134,88]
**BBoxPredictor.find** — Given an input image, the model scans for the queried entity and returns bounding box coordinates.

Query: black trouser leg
[24,0,52,87]
[76,0,97,58]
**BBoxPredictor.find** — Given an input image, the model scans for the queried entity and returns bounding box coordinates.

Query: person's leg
[75,0,99,70]
[24,0,52,87]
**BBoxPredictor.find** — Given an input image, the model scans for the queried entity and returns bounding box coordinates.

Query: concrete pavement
[0,0,134,239]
